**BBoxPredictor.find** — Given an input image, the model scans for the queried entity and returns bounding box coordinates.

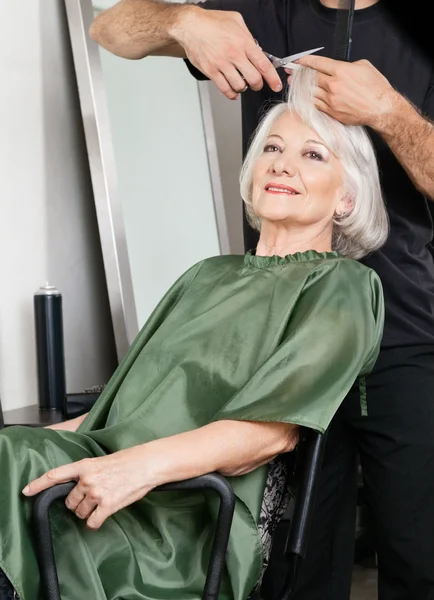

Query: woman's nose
[270,155,296,177]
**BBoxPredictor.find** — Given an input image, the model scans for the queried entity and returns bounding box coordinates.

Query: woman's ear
[334,193,354,218]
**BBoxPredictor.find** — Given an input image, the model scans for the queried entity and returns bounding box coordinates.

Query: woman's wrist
[136,440,175,489]
[44,413,88,432]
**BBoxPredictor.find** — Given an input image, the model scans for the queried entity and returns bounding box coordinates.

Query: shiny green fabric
[0,251,383,600]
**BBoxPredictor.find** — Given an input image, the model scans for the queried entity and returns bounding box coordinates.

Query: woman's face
[252,112,348,229]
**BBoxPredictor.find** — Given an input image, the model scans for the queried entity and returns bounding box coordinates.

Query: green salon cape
[0,250,383,600]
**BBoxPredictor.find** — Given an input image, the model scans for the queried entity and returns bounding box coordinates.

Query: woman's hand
[22,446,153,530]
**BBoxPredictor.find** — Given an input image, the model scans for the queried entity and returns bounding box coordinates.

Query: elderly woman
[0,67,387,600]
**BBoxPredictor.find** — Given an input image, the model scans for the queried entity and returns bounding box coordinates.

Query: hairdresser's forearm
[143,420,299,487]
[89,0,197,59]
[45,413,88,432]
[375,92,434,200]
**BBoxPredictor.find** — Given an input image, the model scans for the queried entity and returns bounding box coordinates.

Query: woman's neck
[255,222,333,257]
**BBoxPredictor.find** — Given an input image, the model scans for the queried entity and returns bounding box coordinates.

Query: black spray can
[34,283,66,412]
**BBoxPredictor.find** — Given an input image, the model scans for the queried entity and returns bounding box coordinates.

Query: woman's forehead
[268,112,326,145]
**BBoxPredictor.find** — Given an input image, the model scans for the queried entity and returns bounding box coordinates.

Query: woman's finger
[75,496,98,520]
[86,505,111,531]
[65,486,86,512]
[22,462,82,496]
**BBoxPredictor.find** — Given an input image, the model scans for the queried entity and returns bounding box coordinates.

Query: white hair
[239,67,389,259]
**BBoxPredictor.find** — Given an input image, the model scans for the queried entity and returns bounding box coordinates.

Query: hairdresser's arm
[89,0,281,99]
[297,55,434,200]
[373,95,434,201]
[89,0,191,59]
[23,419,299,529]
[45,413,88,432]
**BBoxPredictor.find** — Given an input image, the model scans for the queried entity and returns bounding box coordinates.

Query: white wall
[0,0,117,410]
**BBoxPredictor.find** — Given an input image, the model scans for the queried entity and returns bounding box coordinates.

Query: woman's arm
[23,419,298,530]
[45,413,88,432]
[143,420,298,483]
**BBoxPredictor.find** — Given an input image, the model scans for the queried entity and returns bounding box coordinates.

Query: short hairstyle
[239,66,389,259]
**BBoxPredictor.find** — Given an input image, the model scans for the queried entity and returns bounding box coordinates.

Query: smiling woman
[241,66,388,259]
[0,66,386,600]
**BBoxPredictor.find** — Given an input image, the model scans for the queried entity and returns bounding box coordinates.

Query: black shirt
[186,0,434,349]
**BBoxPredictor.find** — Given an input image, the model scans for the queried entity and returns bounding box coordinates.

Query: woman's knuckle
[81,475,93,487]
[94,487,105,501]
[46,469,57,481]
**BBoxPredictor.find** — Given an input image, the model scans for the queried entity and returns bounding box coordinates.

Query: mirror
[64,0,242,360]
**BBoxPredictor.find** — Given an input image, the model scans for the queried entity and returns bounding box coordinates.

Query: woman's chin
[259,212,300,225]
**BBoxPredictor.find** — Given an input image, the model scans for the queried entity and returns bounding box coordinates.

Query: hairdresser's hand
[288,55,399,129]
[22,446,153,530]
[174,8,282,99]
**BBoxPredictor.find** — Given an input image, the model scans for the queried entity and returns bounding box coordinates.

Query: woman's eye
[264,144,281,153]
[305,150,324,161]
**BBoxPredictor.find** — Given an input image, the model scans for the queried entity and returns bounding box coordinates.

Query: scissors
[259,45,324,69]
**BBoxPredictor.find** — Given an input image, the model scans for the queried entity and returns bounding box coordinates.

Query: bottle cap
[35,282,60,296]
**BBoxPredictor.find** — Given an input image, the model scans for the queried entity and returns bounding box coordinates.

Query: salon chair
[33,428,326,600]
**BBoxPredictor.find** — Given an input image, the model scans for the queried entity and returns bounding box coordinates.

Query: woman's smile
[264,182,301,195]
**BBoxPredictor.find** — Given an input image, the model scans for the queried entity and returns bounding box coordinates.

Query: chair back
[274,428,328,600]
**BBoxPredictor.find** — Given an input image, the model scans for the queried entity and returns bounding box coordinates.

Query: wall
[0,0,117,410]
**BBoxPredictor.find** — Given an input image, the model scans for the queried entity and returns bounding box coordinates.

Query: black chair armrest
[276,429,327,600]
[33,473,235,600]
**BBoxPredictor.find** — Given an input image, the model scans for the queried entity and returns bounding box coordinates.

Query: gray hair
[239,67,389,259]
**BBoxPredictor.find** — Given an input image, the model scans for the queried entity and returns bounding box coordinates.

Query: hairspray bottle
[33,283,66,412]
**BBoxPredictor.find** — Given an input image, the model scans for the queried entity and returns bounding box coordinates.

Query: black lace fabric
[247,455,291,599]
[0,570,18,599]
